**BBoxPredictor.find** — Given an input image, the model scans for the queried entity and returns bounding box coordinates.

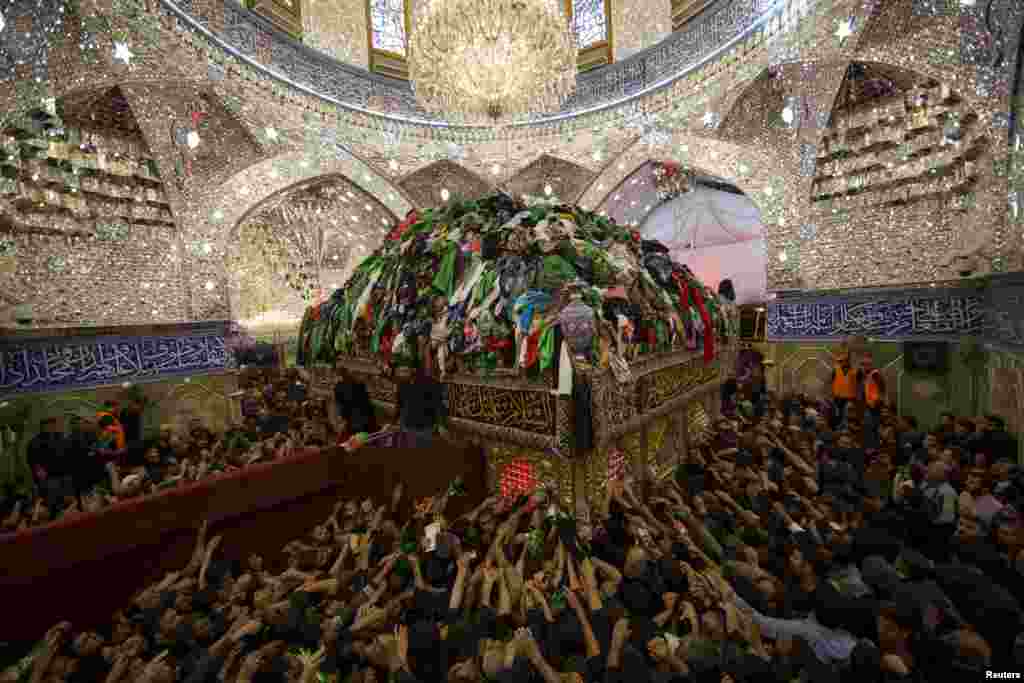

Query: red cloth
[672,272,715,363]
[523,329,542,368]
[691,285,715,363]
[485,337,512,353]
[379,328,395,364]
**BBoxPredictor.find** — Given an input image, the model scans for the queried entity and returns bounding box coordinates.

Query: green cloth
[432,244,458,298]
[371,314,390,353]
[539,326,556,371]
[475,268,497,305]
[538,255,576,291]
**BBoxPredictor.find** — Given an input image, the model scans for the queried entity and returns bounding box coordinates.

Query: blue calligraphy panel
[0,333,228,399]
[767,288,986,341]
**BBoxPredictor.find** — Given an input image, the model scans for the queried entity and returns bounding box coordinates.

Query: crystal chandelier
[409,0,577,123]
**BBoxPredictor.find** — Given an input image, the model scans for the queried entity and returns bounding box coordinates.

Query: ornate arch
[577,135,781,218]
[181,148,414,248]
[398,160,495,208]
[506,154,596,203]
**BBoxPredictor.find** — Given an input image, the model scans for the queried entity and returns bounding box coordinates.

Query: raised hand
[514,627,542,661]
[611,618,632,647]
[239,650,266,680]
[395,624,409,669]
[296,646,327,680]
[139,652,173,683]
[647,637,669,662]
[44,621,72,651]
[230,619,263,642]
[564,588,582,611]
[456,550,476,573]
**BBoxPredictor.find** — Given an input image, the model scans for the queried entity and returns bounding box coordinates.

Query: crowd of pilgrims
[2,370,336,532]
[5,384,1024,683]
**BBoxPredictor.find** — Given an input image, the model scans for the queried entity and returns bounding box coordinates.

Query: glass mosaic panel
[572,0,608,49]
[369,0,407,55]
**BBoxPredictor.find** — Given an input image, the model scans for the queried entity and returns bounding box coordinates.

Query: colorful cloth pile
[298,193,731,375]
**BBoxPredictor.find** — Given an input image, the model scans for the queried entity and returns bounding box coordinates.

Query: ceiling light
[544,184,553,196]
[440,188,450,201]
[492,164,501,175]
[408,0,576,122]
[778,251,788,263]
[389,159,399,171]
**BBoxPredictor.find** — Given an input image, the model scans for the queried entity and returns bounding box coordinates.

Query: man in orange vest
[96,401,127,452]
[830,350,858,430]
[862,352,886,449]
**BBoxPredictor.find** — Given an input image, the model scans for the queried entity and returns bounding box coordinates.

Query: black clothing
[67,429,104,495]
[26,432,68,480]
[398,377,445,432]
[572,376,595,451]
[334,380,377,434]
[67,654,108,683]
[120,407,143,443]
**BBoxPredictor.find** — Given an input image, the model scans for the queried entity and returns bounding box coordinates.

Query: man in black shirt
[67,416,103,500]
[119,397,145,465]
[27,416,73,509]
[334,364,377,437]
[397,364,446,448]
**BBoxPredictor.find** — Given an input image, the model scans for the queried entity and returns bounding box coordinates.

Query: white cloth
[558,341,573,396]
[353,267,383,322]
[450,257,485,306]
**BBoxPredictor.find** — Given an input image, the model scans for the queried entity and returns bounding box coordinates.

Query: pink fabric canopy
[642,187,767,304]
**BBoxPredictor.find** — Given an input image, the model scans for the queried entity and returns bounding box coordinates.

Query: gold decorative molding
[447,383,556,435]
[448,417,557,453]
[687,401,712,447]
[642,358,719,412]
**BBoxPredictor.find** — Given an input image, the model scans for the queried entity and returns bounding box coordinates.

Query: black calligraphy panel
[448,384,556,435]
[0,334,229,398]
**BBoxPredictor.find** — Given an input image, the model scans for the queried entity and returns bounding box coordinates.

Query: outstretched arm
[183,520,211,578]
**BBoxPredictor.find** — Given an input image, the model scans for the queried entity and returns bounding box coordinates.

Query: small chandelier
[409,0,577,123]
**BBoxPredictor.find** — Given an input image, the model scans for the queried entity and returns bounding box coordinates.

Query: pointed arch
[398,160,495,208]
[506,154,597,203]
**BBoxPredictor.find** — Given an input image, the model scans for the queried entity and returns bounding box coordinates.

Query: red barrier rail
[0,440,485,645]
